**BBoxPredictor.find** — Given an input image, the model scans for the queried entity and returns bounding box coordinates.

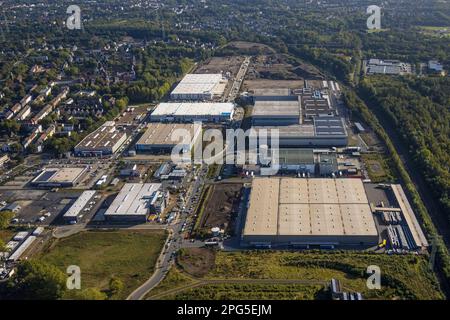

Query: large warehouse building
[135,123,201,154]
[63,190,96,223]
[30,166,88,188]
[242,178,379,247]
[74,122,127,157]
[170,74,227,101]
[250,90,347,147]
[150,102,235,123]
[252,116,348,147]
[252,97,301,126]
[104,183,167,222]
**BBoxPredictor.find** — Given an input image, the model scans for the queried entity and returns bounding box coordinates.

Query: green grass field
[38,229,167,299]
[149,249,444,300]
[361,153,395,182]
[209,251,443,300]
[0,229,15,242]
[166,283,327,300]
[146,267,195,299]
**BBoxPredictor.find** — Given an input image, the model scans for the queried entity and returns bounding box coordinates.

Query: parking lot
[0,189,82,226]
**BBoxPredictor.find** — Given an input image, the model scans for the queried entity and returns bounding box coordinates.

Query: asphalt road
[127,164,207,300]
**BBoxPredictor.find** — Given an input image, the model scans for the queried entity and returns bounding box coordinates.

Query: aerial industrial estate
[0,0,448,305]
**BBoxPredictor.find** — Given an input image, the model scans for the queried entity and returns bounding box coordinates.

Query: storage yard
[369,184,429,252]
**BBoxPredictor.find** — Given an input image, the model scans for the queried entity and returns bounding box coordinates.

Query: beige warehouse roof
[308,178,339,204]
[244,177,378,237]
[136,123,198,146]
[244,178,279,236]
[335,179,368,204]
[279,179,308,203]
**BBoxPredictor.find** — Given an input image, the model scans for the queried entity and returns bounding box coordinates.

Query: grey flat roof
[252,100,301,117]
[253,124,316,137]
[252,88,291,96]
[278,148,314,164]
[313,117,347,136]
[136,123,200,146]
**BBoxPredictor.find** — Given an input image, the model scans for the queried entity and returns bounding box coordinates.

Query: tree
[0,239,6,252]
[115,97,128,111]
[9,142,23,154]
[0,119,20,136]
[10,260,66,300]
[108,277,124,297]
[0,210,14,229]
[26,143,38,154]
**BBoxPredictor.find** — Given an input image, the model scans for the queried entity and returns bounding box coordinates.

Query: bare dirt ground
[242,54,324,92]
[243,79,305,91]
[195,56,245,78]
[194,56,246,99]
[177,247,216,278]
[199,183,243,234]
[220,41,276,55]
[245,54,323,81]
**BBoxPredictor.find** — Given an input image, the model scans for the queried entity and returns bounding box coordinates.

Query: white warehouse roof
[105,183,162,217]
[151,102,234,117]
[63,190,96,218]
[8,236,36,262]
[171,73,224,95]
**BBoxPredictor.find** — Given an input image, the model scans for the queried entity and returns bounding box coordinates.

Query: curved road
[127,164,207,300]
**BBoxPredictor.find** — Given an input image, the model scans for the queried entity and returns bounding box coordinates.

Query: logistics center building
[30,166,88,188]
[251,92,347,147]
[150,102,235,123]
[74,122,127,156]
[170,74,227,101]
[135,123,201,154]
[104,183,166,222]
[242,178,379,247]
